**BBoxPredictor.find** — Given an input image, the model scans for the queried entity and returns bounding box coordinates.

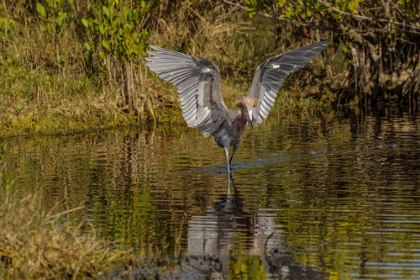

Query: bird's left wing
[146,46,228,137]
[248,41,329,125]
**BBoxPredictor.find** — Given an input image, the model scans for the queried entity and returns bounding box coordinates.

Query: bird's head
[234,96,258,122]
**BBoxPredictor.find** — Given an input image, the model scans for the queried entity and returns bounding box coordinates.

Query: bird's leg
[224,147,231,180]
[227,179,231,194]
[229,142,240,168]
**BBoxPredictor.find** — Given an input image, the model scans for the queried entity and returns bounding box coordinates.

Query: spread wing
[146,46,228,137]
[248,41,329,125]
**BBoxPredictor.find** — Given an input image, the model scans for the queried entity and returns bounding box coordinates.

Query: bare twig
[224,0,420,35]
[319,1,420,34]
[223,0,338,32]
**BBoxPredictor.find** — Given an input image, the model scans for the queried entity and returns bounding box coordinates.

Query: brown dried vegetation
[0,1,327,137]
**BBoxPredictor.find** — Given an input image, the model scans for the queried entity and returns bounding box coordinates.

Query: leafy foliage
[0,4,16,34]
[79,0,158,113]
[81,0,153,62]
[35,0,74,70]
[36,0,69,34]
[243,0,420,105]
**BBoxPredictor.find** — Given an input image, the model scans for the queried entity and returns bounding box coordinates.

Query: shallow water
[2,107,420,279]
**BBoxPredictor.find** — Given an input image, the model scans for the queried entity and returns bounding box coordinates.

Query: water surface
[3,107,420,279]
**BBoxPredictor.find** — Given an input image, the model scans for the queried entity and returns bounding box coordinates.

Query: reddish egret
[146,41,328,180]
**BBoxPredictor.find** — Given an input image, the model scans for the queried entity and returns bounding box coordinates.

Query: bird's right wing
[146,46,228,137]
[248,41,328,125]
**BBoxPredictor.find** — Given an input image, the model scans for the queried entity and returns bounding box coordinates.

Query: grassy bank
[0,1,329,137]
[0,56,258,136]
[0,65,322,137]
[0,194,139,279]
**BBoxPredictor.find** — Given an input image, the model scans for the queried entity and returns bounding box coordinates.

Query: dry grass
[0,1,328,137]
[0,195,135,279]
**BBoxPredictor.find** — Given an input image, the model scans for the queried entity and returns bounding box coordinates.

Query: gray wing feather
[248,41,328,125]
[146,46,228,137]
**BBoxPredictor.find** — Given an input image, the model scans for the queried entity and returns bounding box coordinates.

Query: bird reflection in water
[185,182,327,279]
[146,42,328,183]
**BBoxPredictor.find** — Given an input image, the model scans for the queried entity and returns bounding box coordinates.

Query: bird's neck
[232,108,250,136]
[241,108,251,122]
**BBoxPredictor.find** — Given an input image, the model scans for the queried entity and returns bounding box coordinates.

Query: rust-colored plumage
[232,96,258,136]
[146,42,328,182]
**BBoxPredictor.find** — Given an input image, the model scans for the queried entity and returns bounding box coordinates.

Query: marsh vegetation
[1,1,419,278]
[1,0,418,136]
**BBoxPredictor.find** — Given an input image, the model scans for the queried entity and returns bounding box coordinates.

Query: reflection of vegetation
[229,255,267,280]
[3,125,223,253]
[1,144,140,278]
[0,144,14,197]
[3,109,420,278]
[240,109,420,278]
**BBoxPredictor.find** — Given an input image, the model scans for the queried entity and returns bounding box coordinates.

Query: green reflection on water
[2,107,420,279]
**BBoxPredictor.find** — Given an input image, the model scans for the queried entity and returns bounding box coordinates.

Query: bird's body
[146,42,328,181]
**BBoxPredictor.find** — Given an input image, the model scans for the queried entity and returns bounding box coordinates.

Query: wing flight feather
[248,41,329,125]
[146,46,228,137]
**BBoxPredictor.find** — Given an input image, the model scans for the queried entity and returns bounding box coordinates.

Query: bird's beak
[248,109,254,129]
